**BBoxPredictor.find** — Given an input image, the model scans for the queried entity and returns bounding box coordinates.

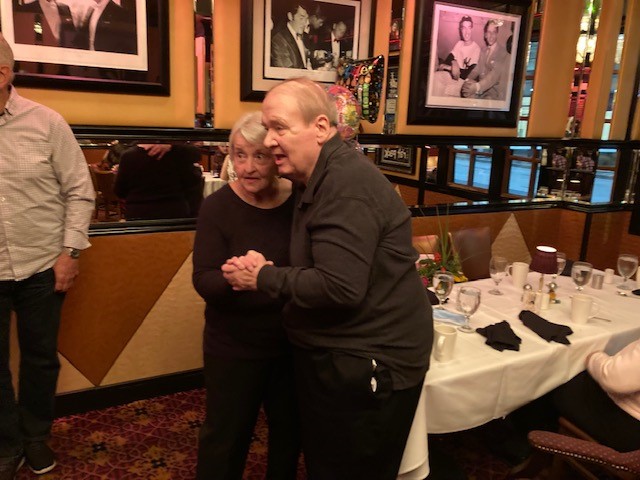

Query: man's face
[333,22,347,40]
[460,20,473,43]
[485,23,498,47]
[310,15,324,30]
[262,90,321,184]
[289,6,310,35]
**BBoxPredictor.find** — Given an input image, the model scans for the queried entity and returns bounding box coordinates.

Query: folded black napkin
[476,321,522,352]
[519,310,573,345]
[632,289,640,297]
[426,289,439,306]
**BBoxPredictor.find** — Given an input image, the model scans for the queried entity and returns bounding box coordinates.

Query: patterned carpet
[14,388,521,479]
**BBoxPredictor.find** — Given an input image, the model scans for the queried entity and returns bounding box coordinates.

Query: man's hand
[221,250,272,291]
[461,80,478,98]
[139,144,172,159]
[53,253,80,292]
[450,62,460,80]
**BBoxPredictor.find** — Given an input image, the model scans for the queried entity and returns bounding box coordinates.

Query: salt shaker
[521,284,535,311]
[591,273,604,289]
[604,268,615,284]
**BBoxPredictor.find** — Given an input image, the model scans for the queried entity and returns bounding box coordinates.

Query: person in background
[114,144,203,220]
[222,78,432,479]
[192,112,299,480]
[0,32,95,479]
[270,1,311,69]
[461,19,509,100]
[317,20,353,69]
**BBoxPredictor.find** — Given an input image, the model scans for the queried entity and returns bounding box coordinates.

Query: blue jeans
[0,269,64,457]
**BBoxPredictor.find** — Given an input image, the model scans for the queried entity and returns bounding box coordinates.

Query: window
[449,146,491,191]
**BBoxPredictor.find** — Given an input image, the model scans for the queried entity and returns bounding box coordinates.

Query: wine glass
[555,252,567,278]
[571,261,593,291]
[489,256,508,295]
[456,286,481,333]
[433,272,455,309]
[617,254,639,291]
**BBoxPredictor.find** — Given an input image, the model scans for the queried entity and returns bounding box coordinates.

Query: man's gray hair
[0,32,15,82]
[270,77,338,126]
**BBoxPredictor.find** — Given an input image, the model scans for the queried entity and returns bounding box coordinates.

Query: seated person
[114,144,203,220]
[431,16,480,97]
[513,338,640,453]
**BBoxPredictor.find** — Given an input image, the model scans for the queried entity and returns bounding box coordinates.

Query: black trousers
[292,347,423,480]
[554,371,640,452]
[196,354,300,480]
[0,269,63,458]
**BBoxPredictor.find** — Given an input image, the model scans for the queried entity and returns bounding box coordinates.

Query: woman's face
[232,133,278,196]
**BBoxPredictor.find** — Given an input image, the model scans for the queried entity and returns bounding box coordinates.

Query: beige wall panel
[18,2,195,127]
[56,354,95,393]
[102,254,205,386]
[58,232,195,385]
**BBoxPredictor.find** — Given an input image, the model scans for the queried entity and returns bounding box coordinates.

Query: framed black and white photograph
[407,0,532,127]
[376,145,416,175]
[241,0,372,101]
[0,0,169,95]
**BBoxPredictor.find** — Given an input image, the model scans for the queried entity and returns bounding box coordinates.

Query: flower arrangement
[416,210,468,287]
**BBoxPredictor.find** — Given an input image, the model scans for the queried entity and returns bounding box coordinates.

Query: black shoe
[0,454,24,480]
[24,442,56,475]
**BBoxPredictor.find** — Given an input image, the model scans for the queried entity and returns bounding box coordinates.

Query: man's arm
[271,31,295,68]
[257,195,383,309]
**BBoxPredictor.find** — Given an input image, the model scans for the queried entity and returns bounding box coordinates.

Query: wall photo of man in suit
[270,1,312,69]
[10,0,137,55]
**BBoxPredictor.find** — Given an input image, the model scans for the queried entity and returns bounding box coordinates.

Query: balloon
[325,84,361,141]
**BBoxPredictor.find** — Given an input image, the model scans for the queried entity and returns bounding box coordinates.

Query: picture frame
[0,0,170,95]
[376,145,416,175]
[407,0,531,127]
[241,0,373,101]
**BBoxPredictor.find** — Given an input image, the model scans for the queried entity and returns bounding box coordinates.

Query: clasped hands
[221,250,273,291]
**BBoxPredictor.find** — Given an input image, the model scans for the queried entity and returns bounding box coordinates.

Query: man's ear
[0,65,11,90]
[314,114,333,143]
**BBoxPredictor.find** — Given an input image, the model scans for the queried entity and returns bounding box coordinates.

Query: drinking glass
[555,252,567,278]
[456,286,481,333]
[617,254,639,291]
[571,261,593,291]
[433,272,455,309]
[489,256,508,295]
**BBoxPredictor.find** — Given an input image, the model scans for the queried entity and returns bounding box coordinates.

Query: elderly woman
[192,112,298,479]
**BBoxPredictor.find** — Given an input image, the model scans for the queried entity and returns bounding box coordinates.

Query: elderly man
[222,77,432,479]
[461,19,509,100]
[0,33,94,479]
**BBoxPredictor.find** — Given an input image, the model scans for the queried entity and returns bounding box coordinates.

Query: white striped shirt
[0,87,95,281]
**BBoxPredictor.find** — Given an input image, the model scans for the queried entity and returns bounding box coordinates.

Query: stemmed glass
[571,261,593,291]
[617,254,639,292]
[433,272,455,309]
[489,256,508,295]
[555,252,567,279]
[456,286,481,333]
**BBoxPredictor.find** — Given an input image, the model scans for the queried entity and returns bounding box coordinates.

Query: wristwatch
[64,247,81,259]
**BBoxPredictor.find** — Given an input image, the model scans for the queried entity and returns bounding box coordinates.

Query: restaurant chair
[510,417,640,480]
[93,170,122,221]
[450,227,491,280]
[88,165,100,220]
[412,235,440,255]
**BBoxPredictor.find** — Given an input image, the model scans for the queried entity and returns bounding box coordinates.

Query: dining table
[202,172,227,197]
[397,271,640,479]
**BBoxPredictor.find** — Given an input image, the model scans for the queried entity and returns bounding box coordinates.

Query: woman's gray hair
[229,111,268,154]
[0,32,15,82]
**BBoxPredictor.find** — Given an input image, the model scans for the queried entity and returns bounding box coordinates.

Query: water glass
[555,252,567,278]
[456,286,481,333]
[571,261,593,291]
[489,256,508,295]
[433,272,455,309]
[617,254,639,291]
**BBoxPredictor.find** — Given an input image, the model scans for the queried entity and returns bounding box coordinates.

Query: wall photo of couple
[426,2,520,112]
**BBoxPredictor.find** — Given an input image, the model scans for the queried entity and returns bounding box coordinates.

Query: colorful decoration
[325,84,361,141]
[336,55,385,123]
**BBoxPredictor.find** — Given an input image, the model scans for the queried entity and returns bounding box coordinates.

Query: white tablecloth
[398,272,640,479]
[202,173,227,197]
